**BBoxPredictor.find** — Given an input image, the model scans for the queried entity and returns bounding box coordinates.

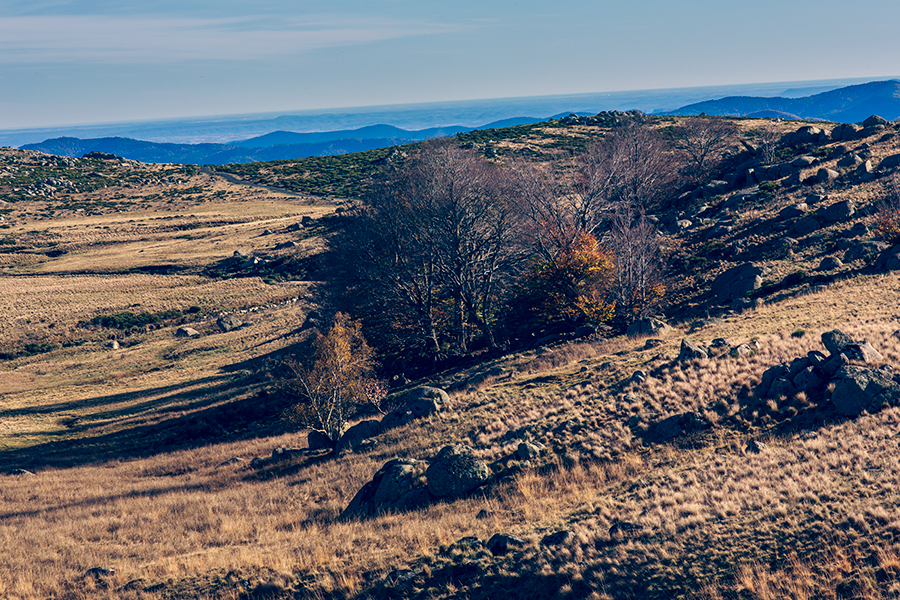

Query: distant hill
[22,118,544,164]
[667,79,900,122]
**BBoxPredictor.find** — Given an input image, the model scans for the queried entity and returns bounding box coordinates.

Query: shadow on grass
[0,373,295,472]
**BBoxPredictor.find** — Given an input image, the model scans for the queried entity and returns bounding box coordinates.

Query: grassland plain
[2,115,900,599]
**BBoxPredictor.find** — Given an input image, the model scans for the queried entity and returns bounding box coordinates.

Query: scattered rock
[745,440,768,453]
[516,441,543,460]
[307,430,335,451]
[818,256,843,270]
[217,315,243,333]
[218,457,244,467]
[650,412,709,442]
[486,533,526,556]
[425,444,491,499]
[837,153,864,168]
[730,344,753,358]
[84,567,115,579]
[880,154,900,170]
[626,317,674,337]
[342,458,430,519]
[540,530,575,547]
[678,338,708,361]
[336,419,383,453]
[711,262,765,304]
[778,203,808,220]
[831,366,900,416]
[175,326,199,338]
[793,216,820,236]
[107,340,120,350]
[7,468,34,475]
[381,386,449,429]
[816,200,855,223]
[822,330,854,355]
[875,245,900,271]
[815,168,840,185]
[609,521,644,538]
[844,241,889,263]
[863,115,890,128]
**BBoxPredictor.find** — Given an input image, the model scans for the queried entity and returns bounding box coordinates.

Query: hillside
[2,112,900,600]
[668,79,900,122]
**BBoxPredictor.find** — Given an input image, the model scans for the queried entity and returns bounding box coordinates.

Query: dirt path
[200,166,306,197]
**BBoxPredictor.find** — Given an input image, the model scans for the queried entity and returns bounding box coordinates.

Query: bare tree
[676,116,739,182]
[604,207,666,324]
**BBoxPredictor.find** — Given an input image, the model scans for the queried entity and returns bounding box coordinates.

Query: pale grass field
[1,273,897,598]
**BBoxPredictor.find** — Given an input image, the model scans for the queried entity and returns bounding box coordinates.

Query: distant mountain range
[21,118,543,165]
[18,80,900,165]
[666,80,900,122]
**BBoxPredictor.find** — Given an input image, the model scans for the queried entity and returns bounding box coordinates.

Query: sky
[2,0,900,130]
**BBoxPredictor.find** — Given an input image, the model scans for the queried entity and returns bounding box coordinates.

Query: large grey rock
[626,318,674,337]
[822,330,854,356]
[678,338,708,361]
[875,245,900,271]
[880,154,900,171]
[307,429,335,451]
[818,256,843,270]
[842,341,884,363]
[175,326,200,338]
[381,386,449,430]
[486,533,526,556]
[336,419,384,453]
[831,366,900,416]
[863,115,890,128]
[791,155,816,168]
[783,126,830,146]
[815,168,840,185]
[831,123,861,142]
[792,366,824,394]
[844,241,890,263]
[711,262,765,304]
[778,203,808,220]
[793,216,820,236]
[757,363,788,398]
[837,153,864,168]
[649,412,709,442]
[217,315,243,333]
[341,458,431,519]
[816,200,855,223]
[425,445,491,499]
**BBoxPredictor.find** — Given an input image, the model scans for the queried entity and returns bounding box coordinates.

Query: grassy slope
[1,117,900,599]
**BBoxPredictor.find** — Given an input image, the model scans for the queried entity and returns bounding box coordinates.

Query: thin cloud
[0,15,465,63]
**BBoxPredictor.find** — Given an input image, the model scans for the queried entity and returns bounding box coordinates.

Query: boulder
[880,154,900,171]
[107,340,120,350]
[841,341,884,364]
[341,458,431,519]
[831,366,900,416]
[516,441,543,460]
[863,115,890,128]
[711,262,765,304]
[425,444,491,499]
[307,429,334,451]
[792,366,824,394]
[649,412,709,442]
[822,330,854,355]
[856,160,876,179]
[837,153,864,168]
[486,533,526,556]
[875,245,900,271]
[778,203,808,220]
[815,168,840,185]
[831,123,861,142]
[793,216,820,236]
[626,318,674,337]
[745,440,768,453]
[175,326,199,338]
[816,200,855,223]
[757,363,787,398]
[678,338,708,361]
[336,419,384,453]
[730,344,753,358]
[791,155,816,168]
[541,530,576,547]
[381,386,449,430]
[217,315,243,333]
[844,241,890,263]
[783,125,830,146]
[818,256,843,270]
[769,377,796,398]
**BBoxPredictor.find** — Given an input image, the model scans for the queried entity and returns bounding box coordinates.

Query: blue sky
[2,0,899,129]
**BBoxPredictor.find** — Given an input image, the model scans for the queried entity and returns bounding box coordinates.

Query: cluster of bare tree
[328,117,737,371]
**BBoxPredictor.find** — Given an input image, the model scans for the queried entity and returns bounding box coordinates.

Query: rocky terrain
[2,113,900,599]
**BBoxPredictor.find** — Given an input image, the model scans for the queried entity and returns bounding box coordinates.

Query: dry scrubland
[2,117,900,599]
